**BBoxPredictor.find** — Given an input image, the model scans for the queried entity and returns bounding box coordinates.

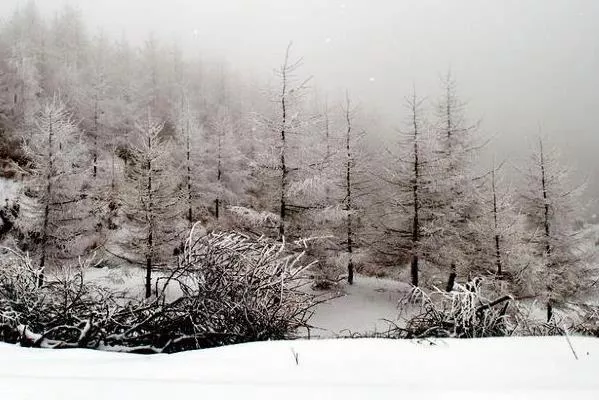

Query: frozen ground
[1,336,598,399]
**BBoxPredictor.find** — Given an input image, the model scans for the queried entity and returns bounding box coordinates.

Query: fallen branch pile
[0,225,320,353]
[388,279,514,339]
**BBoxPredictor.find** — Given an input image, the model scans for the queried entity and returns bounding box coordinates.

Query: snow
[1,337,598,399]
[7,271,594,398]
[0,177,19,202]
[308,275,411,337]
[83,264,185,301]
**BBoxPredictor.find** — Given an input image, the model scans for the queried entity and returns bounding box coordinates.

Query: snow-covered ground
[308,275,411,337]
[0,176,19,202]
[1,337,598,399]
[4,244,599,398]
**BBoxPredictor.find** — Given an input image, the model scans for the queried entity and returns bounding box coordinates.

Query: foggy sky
[2,0,599,206]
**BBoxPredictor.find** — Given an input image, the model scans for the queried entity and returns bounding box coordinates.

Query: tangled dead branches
[0,225,322,353]
[388,279,514,339]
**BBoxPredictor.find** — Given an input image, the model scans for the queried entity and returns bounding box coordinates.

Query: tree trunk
[410,91,421,287]
[344,94,354,285]
[539,139,552,258]
[145,246,152,299]
[93,95,99,179]
[215,131,222,220]
[546,300,553,323]
[39,115,54,287]
[491,165,502,275]
[278,63,288,240]
[446,263,457,292]
[185,122,193,225]
[323,102,331,203]
[539,139,553,320]
[145,134,153,299]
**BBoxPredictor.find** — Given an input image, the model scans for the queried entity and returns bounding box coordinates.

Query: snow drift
[0,337,598,399]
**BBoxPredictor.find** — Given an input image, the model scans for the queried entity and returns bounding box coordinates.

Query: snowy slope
[1,337,598,399]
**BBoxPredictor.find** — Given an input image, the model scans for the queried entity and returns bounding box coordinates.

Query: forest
[0,3,597,352]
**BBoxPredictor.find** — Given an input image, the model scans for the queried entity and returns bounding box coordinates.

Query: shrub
[390,279,514,339]
[152,225,321,351]
[0,248,116,347]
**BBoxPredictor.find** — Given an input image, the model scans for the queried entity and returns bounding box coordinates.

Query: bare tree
[172,93,200,227]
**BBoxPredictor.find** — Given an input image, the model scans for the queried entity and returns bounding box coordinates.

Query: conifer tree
[18,98,89,284]
[120,113,182,298]
[380,88,441,287]
[520,138,594,320]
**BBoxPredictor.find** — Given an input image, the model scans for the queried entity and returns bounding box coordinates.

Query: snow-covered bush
[0,248,115,347]
[155,224,320,350]
[393,279,514,339]
[388,278,599,340]
[512,301,599,337]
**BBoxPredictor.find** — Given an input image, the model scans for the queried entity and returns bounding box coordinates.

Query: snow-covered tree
[519,138,594,319]
[17,98,90,284]
[5,40,42,131]
[50,4,87,71]
[434,72,484,285]
[204,106,249,220]
[78,33,111,179]
[317,93,376,284]
[137,36,170,123]
[379,88,442,287]
[120,113,183,298]
[462,158,529,294]
[42,5,88,109]
[341,94,357,284]
[171,92,208,227]
[0,2,46,158]
[251,43,315,238]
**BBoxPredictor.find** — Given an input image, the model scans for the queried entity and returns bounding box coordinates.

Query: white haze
[2,0,598,209]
